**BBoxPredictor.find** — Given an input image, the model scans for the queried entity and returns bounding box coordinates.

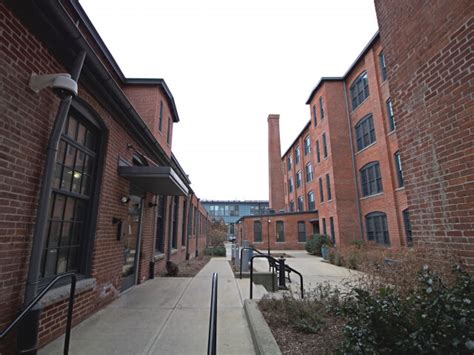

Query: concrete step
[237,278,268,300]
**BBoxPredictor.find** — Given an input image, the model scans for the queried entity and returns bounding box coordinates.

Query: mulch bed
[160,255,211,277]
[260,304,345,354]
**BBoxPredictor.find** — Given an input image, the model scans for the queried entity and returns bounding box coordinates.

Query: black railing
[207,272,218,355]
[0,273,77,355]
[239,247,266,279]
[249,255,305,299]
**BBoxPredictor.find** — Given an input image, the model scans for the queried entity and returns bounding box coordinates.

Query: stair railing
[0,273,77,355]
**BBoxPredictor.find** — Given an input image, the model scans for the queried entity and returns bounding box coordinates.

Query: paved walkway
[40,258,255,355]
[252,250,362,293]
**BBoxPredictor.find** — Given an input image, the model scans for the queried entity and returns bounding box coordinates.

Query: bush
[305,234,330,256]
[204,246,226,256]
[340,265,474,354]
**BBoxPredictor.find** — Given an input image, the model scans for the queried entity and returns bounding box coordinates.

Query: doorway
[121,194,143,292]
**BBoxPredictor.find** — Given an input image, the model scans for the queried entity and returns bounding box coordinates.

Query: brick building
[242,34,410,250]
[374,0,474,267]
[0,1,210,352]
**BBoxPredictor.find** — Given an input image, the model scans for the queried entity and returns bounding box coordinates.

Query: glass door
[121,194,142,292]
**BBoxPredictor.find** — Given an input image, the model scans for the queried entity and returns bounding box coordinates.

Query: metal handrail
[207,272,218,355]
[239,246,266,279]
[250,255,304,299]
[0,273,77,355]
[249,255,276,298]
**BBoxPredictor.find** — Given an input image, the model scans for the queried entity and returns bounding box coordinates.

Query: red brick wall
[0,4,209,353]
[267,115,285,211]
[374,0,474,266]
[236,213,318,250]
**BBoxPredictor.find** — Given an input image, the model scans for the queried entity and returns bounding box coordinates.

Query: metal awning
[118,166,189,196]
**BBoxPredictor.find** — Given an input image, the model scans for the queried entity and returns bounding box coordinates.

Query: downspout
[195,199,199,257]
[24,51,87,304]
[166,196,173,262]
[343,84,364,241]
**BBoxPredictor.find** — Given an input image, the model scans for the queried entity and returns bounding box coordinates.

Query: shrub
[340,265,474,354]
[305,234,329,256]
[204,246,226,256]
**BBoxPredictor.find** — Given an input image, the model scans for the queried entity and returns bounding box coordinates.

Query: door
[121,194,143,292]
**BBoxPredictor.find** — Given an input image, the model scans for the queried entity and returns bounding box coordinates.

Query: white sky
[80,0,379,201]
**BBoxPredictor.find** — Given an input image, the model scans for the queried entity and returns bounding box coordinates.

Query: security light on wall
[29,73,78,98]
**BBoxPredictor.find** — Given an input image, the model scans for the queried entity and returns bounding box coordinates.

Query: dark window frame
[305,163,313,182]
[316,140,321,163]
[326,174,332,201]
[322,133,328,158]
[379,52,387,81]
[386,98,395,131]
[395,151,404,187]
[350,71,369,110]
[313,104,317,126]
[355,114,376,151]
[297,221,306,242]
[307,191,315,211]
[365,212,390,245]
[329,217,335,244]
[403,209,412,246]
[158,100,163,131]
[295,146,301,164]
[253,221,262,243]
[297,196,304,212]
[304,136,311,155]
[276,221,285,242]
[319,177,324,202]
[319,96,324,119]
[360,161,383,197]
[296,170,302,189]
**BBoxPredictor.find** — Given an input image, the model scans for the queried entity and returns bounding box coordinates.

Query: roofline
[235,210,318,223]
[70,1,180,122]
[305,31,380,105]
[282,120,311,158]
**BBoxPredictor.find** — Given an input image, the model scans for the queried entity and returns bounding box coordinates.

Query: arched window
[360,161,383,196]
[42,105,103,280]
[365,212,390,245]
[350,71,369,109]
[355,114,376,151]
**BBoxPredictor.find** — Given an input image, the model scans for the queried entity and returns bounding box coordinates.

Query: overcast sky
[81,0,379,201]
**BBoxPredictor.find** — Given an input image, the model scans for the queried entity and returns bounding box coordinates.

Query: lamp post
[267,219,271,255]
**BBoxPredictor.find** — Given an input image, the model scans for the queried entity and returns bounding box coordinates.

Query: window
[322,133,328,158]
[379,52,387,81]
[158,100,163,131]
[295,146,301,164]
[350,71,369,110]
[288,177,294,193]
[276,221,285,242]
[395,151,404,187]
[386,99,395,131]
[167,117,171,144]
[307,191,315,211]
[360,162,383,196]
[229,223,235,235]
[403,209,413,246]
[326,174,332,200]
[287,155,292,171]
[319,177,324,202]
[305,163,313,182]
[156,196,165,253]
[188,205,194,235]
[313,104,317,126]
[296,171,302,188]
[304,136,311,155]
[250,205,265,215]
[297,196,304,212]
[365,212,390,245]
[181,200,187,246]
[297,221,306,242]
[254,221,262,242]
[329,217,335,244]
[316,140,321,163]
[319,96,324,119]
[322,218,327,235]
[172,196,179,249]
[289,200,295,212]
[42,113,100,279]
[355,114,376,151]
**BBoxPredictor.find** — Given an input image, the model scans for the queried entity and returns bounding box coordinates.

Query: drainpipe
[185,193,192,260]
[24,51,87,304]
[343,84,364,241]
[195,198,200,257]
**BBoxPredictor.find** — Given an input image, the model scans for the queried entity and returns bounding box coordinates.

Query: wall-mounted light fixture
[120,196,130,204]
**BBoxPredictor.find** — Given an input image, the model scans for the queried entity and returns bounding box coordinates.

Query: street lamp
[267,219,271,255]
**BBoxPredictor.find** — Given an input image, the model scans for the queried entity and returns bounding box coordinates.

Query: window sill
[355,141,377,156]
[40,278,96,308]
[154,253,165,261]
[360,192,384,200]
[387,129,397,137]
[171,249,178,255]
[395,186,405,191]
[276,242,286,244]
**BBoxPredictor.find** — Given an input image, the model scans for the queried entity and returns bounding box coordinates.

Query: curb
[244,299,282,355]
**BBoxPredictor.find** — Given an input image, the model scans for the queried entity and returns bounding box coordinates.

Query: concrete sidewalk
[40,258,255,355]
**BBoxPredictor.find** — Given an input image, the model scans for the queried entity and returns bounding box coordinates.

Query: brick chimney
[268,114,285,212]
